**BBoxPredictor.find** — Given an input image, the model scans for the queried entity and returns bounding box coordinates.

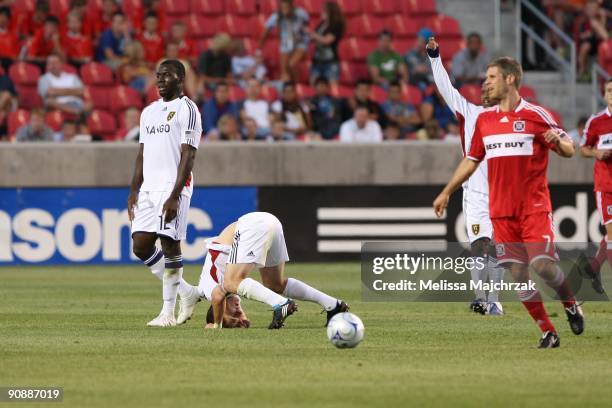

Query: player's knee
[470,238,490,258]
[265,279,285,294]
[132,240,155,262]
[531,259,554,277]
[160,237,181,258]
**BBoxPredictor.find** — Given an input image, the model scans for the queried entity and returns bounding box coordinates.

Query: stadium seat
[9,62,41,86]
[262,39,281,68]
[363,0,398,16]
[84,86,110,111]
[259,0,278,15]
[80,62,114,86]
[598,39,612,66]
[330,84,353,99]
[8,109,30,136]
[338,38,377,62]
[401,0,437,17]
[187,15,218,39]
[394,38,414,55]
[440,38,465,61]
[50,0,70,17]
[162,0,189,15]
[190,0,225,15]
[370,86,387,104]
[196,38,213,53]
[339,61,369,86]
[296,83,315,98]
[299,0,325,17]
[226,0,257,15]
[385,16,418,39]
[347,15,385,38]
[87,110,117,140]
[109,86,143,114]
[429,15,462,39]
[121,0,142,19]
[254,14,279,38]
[229,85,246,102]
[15,86,43,109]
[519,86,538,102]
[219,15,256,38]
[296,60,312,84]
[459,84,481,105]
[260,85,278,102]
[11,0,36,14]
[60,64,78,75]
[45,110,65,132]
[402,84,423,106]
[336,0,362,16]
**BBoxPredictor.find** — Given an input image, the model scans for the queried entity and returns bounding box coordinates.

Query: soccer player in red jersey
[580,78,612,293]
[434,57,583,348]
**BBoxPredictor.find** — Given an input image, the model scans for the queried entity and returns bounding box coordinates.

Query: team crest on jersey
[167,111,176,121]
[513,120,525,132]
[496,244,505,257]
[471,224,480,235]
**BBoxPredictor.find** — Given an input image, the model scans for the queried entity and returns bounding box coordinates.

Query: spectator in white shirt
[339,106,383,143]
[239,78,271,136]
[38,54,88,116]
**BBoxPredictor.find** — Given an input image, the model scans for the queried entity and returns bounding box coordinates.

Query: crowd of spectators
[0,0,495,143]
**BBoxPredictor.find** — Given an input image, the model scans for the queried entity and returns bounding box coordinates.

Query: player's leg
[132,231,163,278]
[585,192,612,292]
[464,190,488,314]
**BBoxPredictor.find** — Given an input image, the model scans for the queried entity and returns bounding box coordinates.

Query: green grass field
[2,263,612,408]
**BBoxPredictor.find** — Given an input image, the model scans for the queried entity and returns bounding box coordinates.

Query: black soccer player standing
[127,60,203,327]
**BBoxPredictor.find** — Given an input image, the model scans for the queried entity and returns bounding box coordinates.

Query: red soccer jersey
[581,108,612,192]
[138,32,165,63]
[468,99,563,218]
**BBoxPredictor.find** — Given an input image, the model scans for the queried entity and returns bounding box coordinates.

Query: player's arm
[433,157,479,217]
[208,285,226,328]
[543,129,574,157]
[580,117,610,160]
[127,143,144,221]
[163,143,196,222]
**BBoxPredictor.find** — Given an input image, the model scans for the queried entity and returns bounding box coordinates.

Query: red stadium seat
[385,16,418,39]
[260,85,278,102]
[146,86,161,104]
[370,86,387,104]
[190,0,225,15]
[12,0,36,14]
[336,0,363,16]
[440,39,465,61]
[186,15,218,39]
[229,85,246,102]
[80,62,114,86]
[296,60,312,84]
[84,86,110,111]
[347,15,385,38]
[459,84,481,105]
[330,84,353,98]
[87,110,117,140]
[259,0,278,15]
[338,38,377,62]
[16,86,43,109]
[109,85,143,114]
[262,39,281,68]
[122,0,143,19]
[402,84,423,106]
[219,15,256,38]
[363,0,398,16]
[226,0,257,15]
[61,64,78,75]
[402,0,438,17]
[598,40,612,66]
[9,62,41,86]
[299,0,325,17]
[339,61,369,86]
[519,86,538,102]
[429,15,462,39]
[296,83,315,98]
[394,38,414,55]
[8,109,30,136]
[162,0,189,15]
[45,110,65,132]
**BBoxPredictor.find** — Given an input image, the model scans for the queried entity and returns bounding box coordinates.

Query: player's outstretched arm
[162,144,196,222]
[127,144,144,221]
[433,158,479,217]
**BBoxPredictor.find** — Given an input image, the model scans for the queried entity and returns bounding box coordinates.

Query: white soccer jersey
[429,56,489,195]
[139,96,202,193]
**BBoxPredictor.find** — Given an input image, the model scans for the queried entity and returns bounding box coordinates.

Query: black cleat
[579,255,605,295]
[538,331,560,348]
[565,303,585,335]
[325,300,350,327]
[469,299,486,315]
[269,299,298,329]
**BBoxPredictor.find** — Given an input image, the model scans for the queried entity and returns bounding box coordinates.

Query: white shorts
[463,188,494,243]
[228,212,290,267]
[130,190,191,241]
[198,240,231,300]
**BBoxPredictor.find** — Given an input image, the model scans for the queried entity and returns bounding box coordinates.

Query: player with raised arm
[127,60,203,327]
[179,212,349,329]
[433,57,584,348]
[426,37,504,316]
[580,78,612,293]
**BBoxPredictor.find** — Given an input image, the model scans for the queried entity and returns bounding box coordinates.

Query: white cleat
[177,287,201,325]
[147,313,177,327]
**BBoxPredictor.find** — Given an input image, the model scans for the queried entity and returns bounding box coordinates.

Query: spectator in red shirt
[92,0,119,39]
[0,7,18,70]
[62,11,93,67]
[17,0,49,40]
[137,12,164,65]
[169,21,196,65]
[64,0,95,39]
[27,16,65,69]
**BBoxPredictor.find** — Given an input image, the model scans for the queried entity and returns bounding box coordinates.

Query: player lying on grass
[427,37,505,316]
[178,212,349,329]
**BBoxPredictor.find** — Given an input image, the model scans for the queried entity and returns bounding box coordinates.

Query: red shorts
[492,212,559,265]
[596,191,612,225]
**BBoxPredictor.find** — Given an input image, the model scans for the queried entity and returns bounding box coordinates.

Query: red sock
[591,238,608,272]
[518,290,556,333]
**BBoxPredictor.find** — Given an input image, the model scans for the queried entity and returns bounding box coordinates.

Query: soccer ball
[327,312,364,349]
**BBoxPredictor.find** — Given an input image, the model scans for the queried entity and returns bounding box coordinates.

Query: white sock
[161,254,184,315]
[487,259,504,303]
[283,278,338,311]
[147,251,193,299]
[237,278,287,308]
[471,257,487,300]
[144,247,164,280]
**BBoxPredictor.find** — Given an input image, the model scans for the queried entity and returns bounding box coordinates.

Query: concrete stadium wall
[0,142,595,187]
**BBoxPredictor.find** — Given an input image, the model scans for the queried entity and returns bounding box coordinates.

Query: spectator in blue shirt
[308,77,342,140]
[202,82,237,135]
[96,12,131,71]
[381,82,422,137]
[420,88,458,134]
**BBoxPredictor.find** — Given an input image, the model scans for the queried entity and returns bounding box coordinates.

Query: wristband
[426,47,440,58]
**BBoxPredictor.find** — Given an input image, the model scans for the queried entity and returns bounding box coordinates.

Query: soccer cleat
[487,302,504,316]
[578,255,605,295]
[269,299,298,329]
[325,300,350,327]
[565,303,585,335]
[538,331,560,348]
[147,313,177,327]
[177,287,201,325]
[469,299,486,315]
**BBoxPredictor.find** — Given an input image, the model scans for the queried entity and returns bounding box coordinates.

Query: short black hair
[206,305,214,324]
[46,15,60,25]
[160,59,186,80]
[389,81,401,89]
[356,78,372,87]
[379,29,393,39]
[314,77,330,86]
[144,11,158,20]
[112,11,125,20]
[467,32,482,41]
[282,81,296,90]
[577,115,588,127]
[0,6,11,17]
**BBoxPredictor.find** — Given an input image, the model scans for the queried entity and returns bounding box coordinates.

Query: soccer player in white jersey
[127,60,203,327]
[426,38,504,315]
[180,212,349,329]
